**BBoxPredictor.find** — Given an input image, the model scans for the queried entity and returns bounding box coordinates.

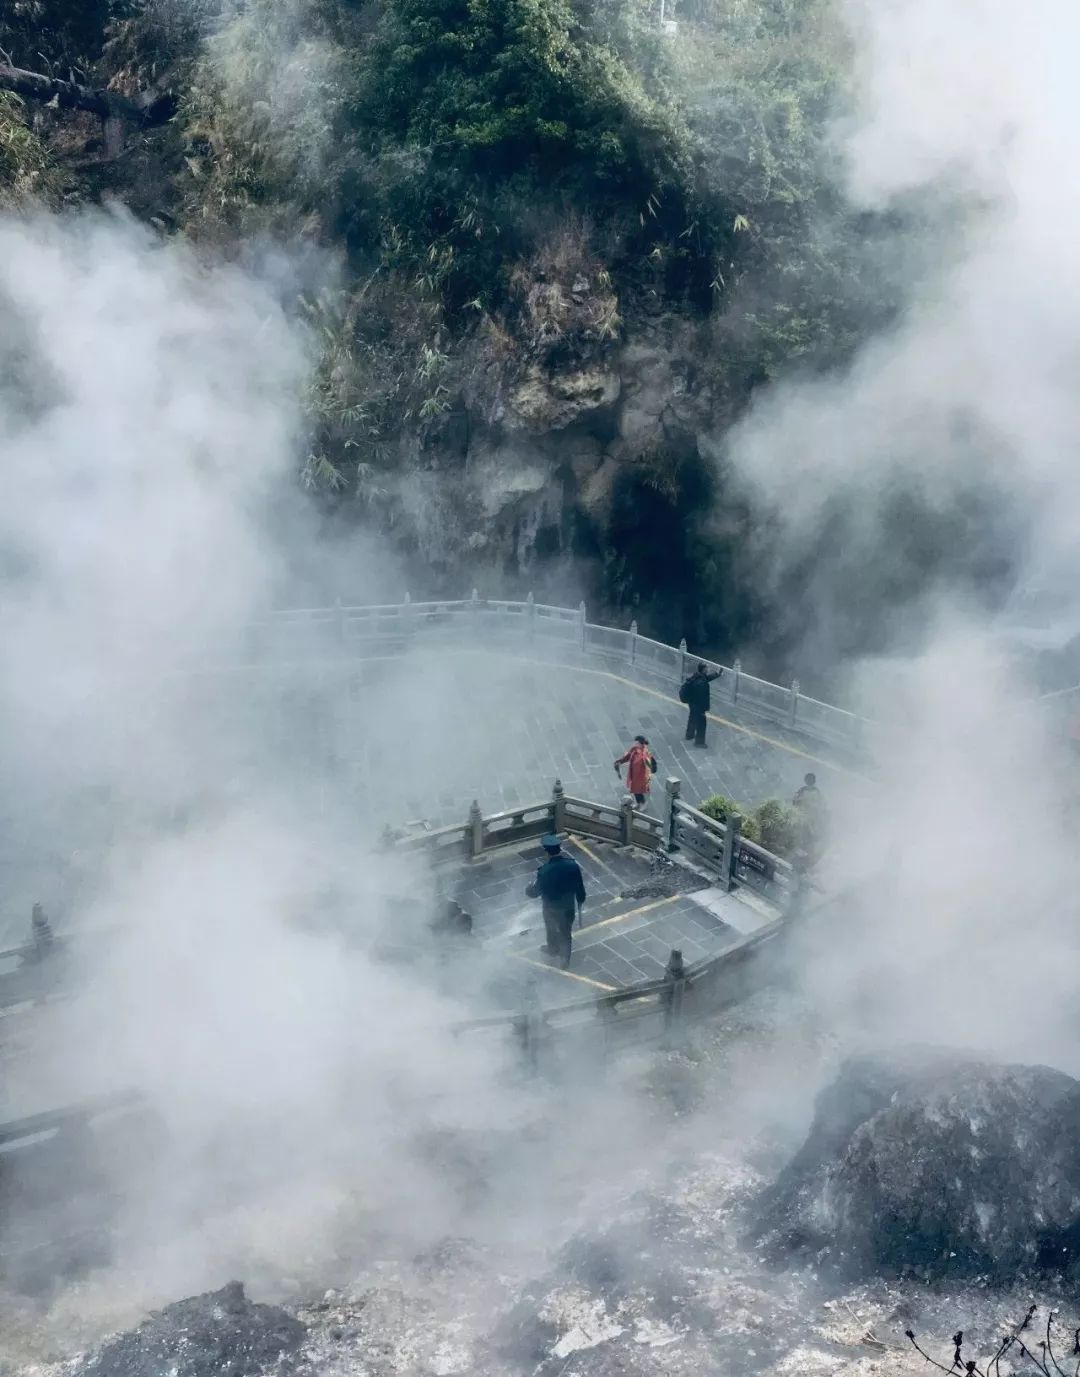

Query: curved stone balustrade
[245,594,863,751]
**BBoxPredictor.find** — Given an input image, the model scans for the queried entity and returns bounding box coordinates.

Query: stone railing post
[471,588,480,633]
[335,596,346,644]
[679,638,688,681]
[629,619,638,665]
[662,948,686,1040]
[619,793,635,846]
[732,657,741,704]
[788,678,800,728]
[527,590,535,642]
[664,777,682,851]
[579,600,587,651]
[721,811,742,892]
[468,799,484,858]
[552,778,566,833]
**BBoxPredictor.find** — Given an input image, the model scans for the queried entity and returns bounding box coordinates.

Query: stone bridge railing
[387,775,803,1066]
[0,782,815,1161]
[243,594,863,751]
[387,776,798,915]
[2,776,792,1017]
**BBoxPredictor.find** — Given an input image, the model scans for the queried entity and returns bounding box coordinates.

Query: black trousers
[685,707,707,745]
[542,901,575,967]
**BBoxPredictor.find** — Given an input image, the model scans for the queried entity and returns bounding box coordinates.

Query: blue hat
[541,834,562,851]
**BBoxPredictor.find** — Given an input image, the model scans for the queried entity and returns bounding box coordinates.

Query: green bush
[698,794,762,845]
[698,793,807,857]
[697,792,735,823]
[359,0,690,197]
[0,93,64,206]
[752,797,800,856]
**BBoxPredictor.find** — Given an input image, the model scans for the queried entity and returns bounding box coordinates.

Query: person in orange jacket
[614,735,656,807]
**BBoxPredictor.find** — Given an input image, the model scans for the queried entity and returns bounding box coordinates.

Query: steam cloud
[732,0,1080,601]
[729,0,1080,1066]
[0,212,530,1318]
[3,0,1080,1351]
[0,211,303,923]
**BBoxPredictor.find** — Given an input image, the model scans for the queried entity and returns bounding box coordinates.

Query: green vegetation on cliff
[0,0,914,668]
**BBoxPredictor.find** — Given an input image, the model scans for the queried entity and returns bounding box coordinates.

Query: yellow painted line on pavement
[251,646,866,780]
[509,952,616,992]
[565,835,629,893]
[568,835,602,865]
[579,895,676,935]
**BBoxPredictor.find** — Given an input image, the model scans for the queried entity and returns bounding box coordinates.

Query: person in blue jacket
[526,835,587,969]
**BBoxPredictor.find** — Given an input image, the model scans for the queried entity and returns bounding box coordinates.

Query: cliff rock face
[508,361,621,433]
[388,309,715,593]
[750,1048,1080,1281]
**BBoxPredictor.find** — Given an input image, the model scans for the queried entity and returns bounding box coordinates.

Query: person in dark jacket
[30,902,53,961]
[680,662,723,746]
[792,772,827,871]
[526,835,586,969]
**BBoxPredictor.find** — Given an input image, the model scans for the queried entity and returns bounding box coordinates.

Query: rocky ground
[3,990,1077,1377]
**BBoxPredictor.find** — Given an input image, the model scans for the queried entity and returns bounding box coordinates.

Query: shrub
[0,93,64,207]
[698,794,762,845]
[752,798,800,855]
[697,792,735,823]
[698,793,807,857]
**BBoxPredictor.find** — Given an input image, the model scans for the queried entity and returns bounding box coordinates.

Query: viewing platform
[445,830,776,1002]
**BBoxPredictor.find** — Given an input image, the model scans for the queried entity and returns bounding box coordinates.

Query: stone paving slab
[436,835,756,1007]
[689,886,778,936]
[337,648,853,838]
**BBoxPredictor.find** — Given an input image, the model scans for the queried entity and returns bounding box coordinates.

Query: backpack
[678,680,690,704]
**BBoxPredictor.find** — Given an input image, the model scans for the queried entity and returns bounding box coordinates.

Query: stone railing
[4,781,799,1072]
[387,775,802,1066]
[386,776,796,913]
[240,594,864,750]
[0,784,812,1169]
[388,778,666,865]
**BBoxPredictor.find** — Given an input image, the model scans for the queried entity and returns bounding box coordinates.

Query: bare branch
[906,1330,964,1375]
[1047,1312,1069,1377]
[0,61,173,125]
[911,1307,1070,1377]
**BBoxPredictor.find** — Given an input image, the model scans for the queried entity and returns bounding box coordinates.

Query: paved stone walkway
[0,644,858,947]
[417,834,776,1009]
[333,648,851,833]
[449,838,720,1000]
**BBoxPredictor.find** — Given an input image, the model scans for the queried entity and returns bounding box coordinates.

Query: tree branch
[0,62,173,125]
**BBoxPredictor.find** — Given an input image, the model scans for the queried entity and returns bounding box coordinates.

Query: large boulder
[750,1048,1080,1281]
[74,1281,306,1377]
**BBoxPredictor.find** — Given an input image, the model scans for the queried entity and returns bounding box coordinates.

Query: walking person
[792,771,822,812]
[614,734,656,807]
[792,772,828,872]
[679,662,723,747]
[525,835,586,969]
